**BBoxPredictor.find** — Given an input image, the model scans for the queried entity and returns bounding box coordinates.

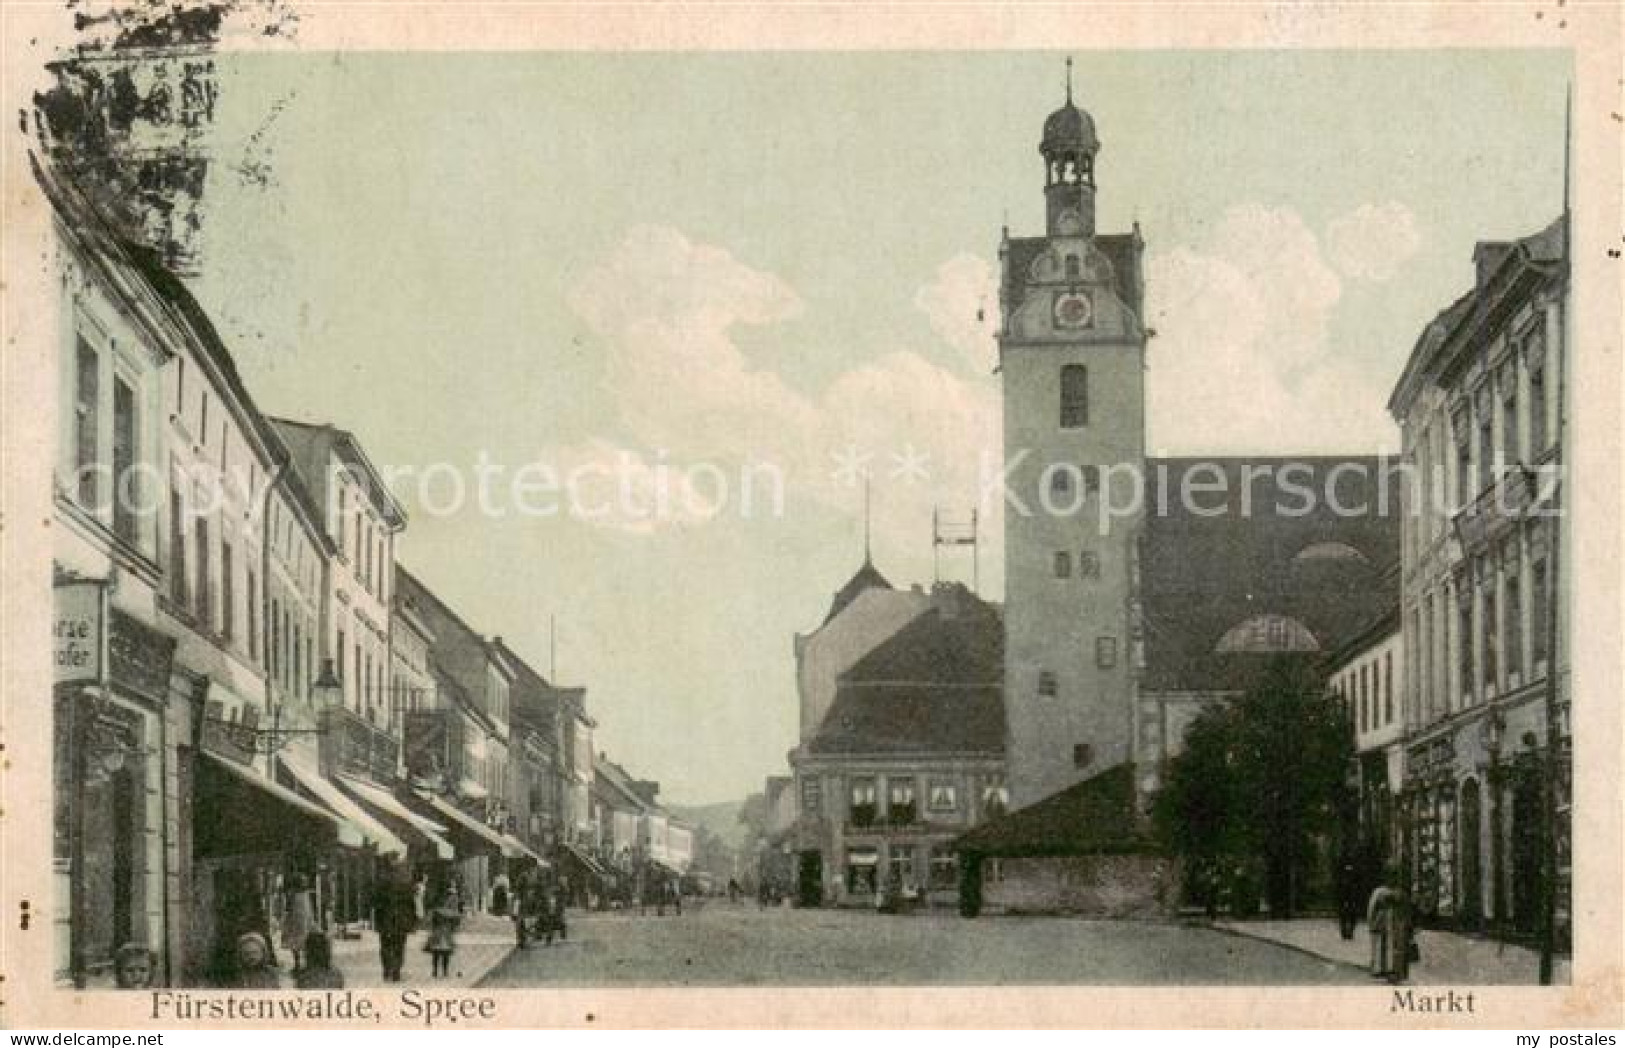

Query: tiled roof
[806,587,1004,757]
[822,557,893,626]
[954,763,1156,857]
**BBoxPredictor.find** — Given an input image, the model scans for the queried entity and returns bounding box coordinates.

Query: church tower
[999,67,1148,809]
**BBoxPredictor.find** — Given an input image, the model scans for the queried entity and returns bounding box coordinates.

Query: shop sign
[54,582,103,685]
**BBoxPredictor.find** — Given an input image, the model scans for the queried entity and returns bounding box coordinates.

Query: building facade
[1327,609,1405,869]
[1388,217,1570,939]
[267,420,406,730]
[790,581,1007,908]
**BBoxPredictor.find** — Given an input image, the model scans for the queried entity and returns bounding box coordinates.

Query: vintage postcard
[1,0,1621,1031]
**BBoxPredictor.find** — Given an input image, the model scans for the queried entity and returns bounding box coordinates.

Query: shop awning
[416,791,526,858]
[195,752,343,858]
[500,833,548,867]
[337,775,454,861]
[559,841,610,882]
[279,753,406,858]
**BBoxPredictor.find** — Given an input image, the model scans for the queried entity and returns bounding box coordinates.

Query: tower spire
[863,477,872,565]
[1065,56,1073,104]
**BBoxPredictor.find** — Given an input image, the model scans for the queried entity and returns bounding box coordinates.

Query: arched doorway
[1459,779,1483,928]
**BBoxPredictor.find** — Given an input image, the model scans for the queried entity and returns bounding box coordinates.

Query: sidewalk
[328,912,517,989]
[1214,918,1572,985]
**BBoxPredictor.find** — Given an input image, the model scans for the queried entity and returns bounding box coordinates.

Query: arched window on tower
[1060,364,1088,428]
[1065,255,1081,280]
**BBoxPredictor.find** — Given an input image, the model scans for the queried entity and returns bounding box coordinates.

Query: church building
[956,71,1400,914]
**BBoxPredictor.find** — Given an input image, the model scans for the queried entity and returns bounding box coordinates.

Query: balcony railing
[1453,465,1539,551]
[403,707,465,784]
[323,704,400,783]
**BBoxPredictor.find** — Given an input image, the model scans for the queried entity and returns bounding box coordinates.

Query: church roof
[1138,456,1403,694]
[822,557,894,626]
[954,763,1157,857]
[805,586,1004,758]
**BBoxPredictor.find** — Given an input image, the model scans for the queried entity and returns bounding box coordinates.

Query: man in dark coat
[1335,855,1364,940]
[371,861,418,982]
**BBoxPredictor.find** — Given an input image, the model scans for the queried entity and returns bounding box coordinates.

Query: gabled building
[794,555,933,743]
[790,582,1006,908]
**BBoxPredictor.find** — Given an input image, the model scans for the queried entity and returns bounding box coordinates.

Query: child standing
[424,885,462,978]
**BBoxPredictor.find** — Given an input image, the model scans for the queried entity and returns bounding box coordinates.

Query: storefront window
[929,845,958,891]
[845,849,878,894]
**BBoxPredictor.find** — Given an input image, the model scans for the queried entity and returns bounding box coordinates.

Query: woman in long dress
[1366,880,1395,978]
[1385,883,1414,983]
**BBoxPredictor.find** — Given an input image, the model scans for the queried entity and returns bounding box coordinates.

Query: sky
[187,51,1569,804]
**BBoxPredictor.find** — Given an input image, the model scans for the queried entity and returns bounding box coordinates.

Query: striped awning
[279,752,406,857]
[337,775,454,861]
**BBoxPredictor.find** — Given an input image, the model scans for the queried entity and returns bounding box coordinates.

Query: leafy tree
[1155,656,1355,918]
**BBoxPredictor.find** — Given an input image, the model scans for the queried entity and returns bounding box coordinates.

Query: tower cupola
[1041,58,1099,237]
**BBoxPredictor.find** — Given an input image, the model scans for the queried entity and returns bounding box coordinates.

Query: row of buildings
[1330,217,1571,942]
[38,113,690,988]
[756,76,1569,946]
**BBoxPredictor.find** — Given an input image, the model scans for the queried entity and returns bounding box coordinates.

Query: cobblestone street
[478,902,1366,986]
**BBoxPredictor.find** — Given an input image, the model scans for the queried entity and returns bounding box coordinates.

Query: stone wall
[984,854,1178,917]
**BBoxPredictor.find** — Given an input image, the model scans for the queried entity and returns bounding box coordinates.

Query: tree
[1155,656,1355,919]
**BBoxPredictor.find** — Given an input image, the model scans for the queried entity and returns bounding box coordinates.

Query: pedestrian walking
[231,931,285,990]
[295,931,345,989]
[1386,879,1415,984]
[279,872,316,973]
[1366,872,1398,979]
[491,872,511,916]
[371,861,418,983]
[546,885,568,944]
[1335,856,1364,941]
[412,874,427,923]
[425,884,462,978]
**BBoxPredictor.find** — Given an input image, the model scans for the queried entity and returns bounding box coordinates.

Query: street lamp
[312,658,344,713]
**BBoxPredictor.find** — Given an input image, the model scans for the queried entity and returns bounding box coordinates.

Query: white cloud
[1145,204,1396,455]
[1324,202,1423,283]
[914,253,998,373]
[562,226,1001,550]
